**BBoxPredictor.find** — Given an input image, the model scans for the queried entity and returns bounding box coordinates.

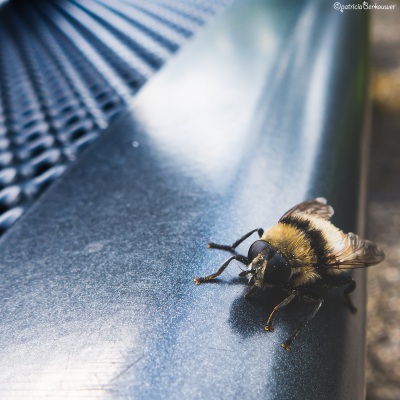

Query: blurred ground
[366,2,400,399]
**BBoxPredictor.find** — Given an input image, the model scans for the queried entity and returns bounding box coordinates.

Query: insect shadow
[228,285,287,338]
[227,281,351,342]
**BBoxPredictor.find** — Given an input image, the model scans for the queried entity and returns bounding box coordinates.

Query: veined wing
[280,197,334,221]
[325,232,385,269]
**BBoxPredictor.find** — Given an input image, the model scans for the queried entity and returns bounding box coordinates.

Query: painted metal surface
[0,0,369,398]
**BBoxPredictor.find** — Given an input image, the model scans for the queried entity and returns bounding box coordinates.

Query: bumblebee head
[247,240,291,286]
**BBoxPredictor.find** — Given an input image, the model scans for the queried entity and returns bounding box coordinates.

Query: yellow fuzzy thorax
[261,223,321,286]
[262,223,316,267]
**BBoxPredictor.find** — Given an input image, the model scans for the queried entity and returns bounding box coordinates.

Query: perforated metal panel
[0,0,230,234]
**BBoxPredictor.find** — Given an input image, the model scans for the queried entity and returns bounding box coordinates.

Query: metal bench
[0,0,369,398]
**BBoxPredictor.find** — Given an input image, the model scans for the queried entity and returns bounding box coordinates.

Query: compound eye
[263,252,291,285]
[247,240,271,262]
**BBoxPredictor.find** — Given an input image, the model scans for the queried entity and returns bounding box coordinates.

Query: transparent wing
[279,197,334,221]
[326,232,385,269]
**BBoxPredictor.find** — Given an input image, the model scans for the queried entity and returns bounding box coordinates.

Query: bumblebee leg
[208,228,264,253]
[194,255,246,285]
[344,279,357,314]
[245,285,258,299]
[234,254,250,265]
[265,291,298,332]
[281,295,324,351]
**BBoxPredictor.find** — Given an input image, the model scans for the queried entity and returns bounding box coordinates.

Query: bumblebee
[194,198,384,351]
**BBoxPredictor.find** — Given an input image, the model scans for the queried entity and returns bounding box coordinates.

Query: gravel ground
[366,2,400,399]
